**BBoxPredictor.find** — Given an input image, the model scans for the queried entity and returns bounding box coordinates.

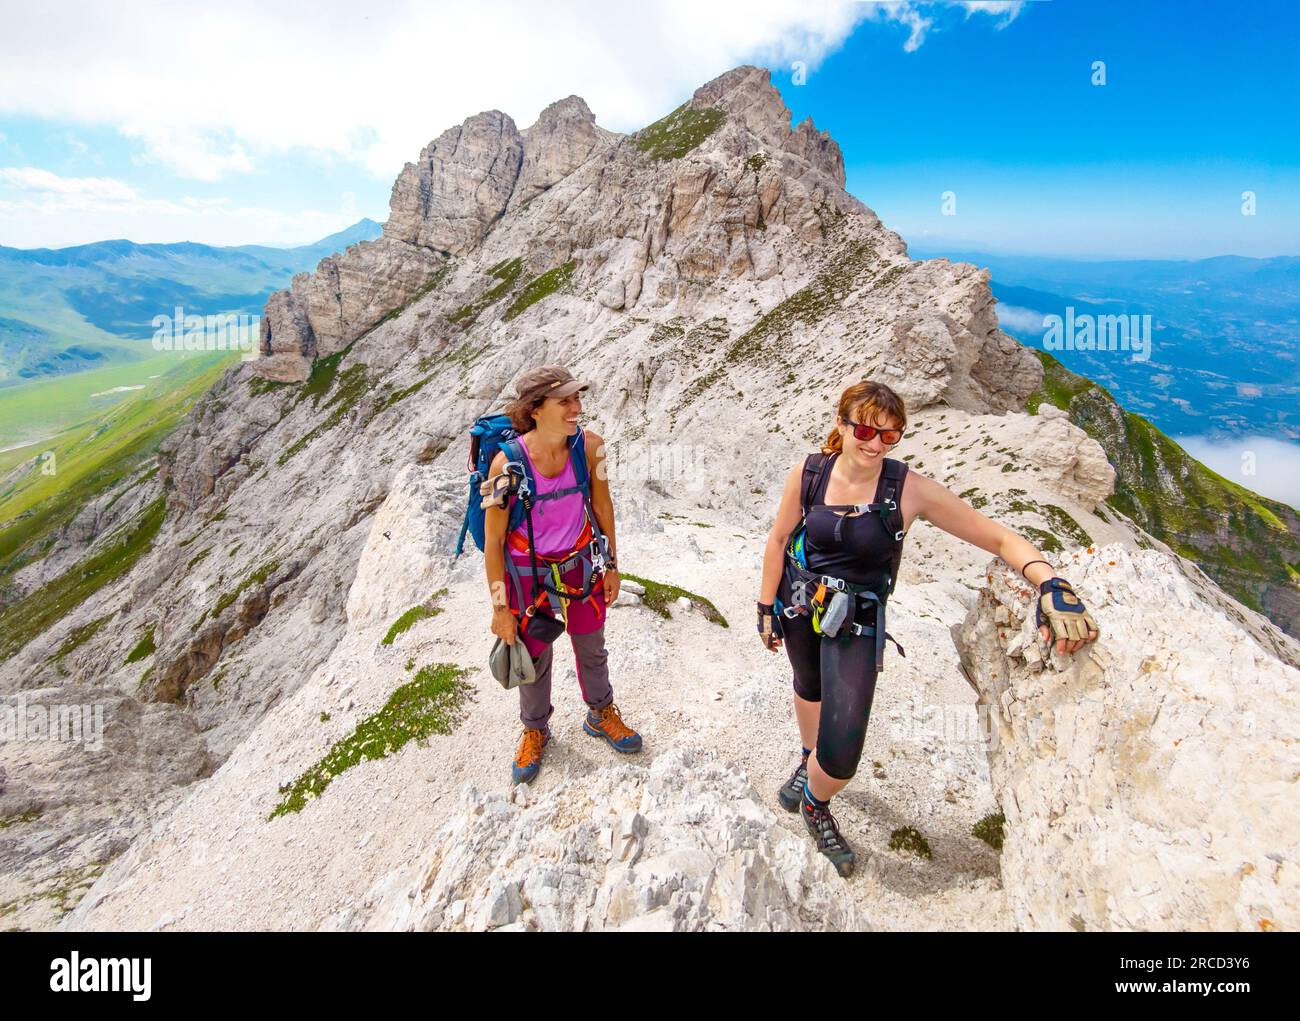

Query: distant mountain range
[0,218,383,385]
[912,248,1300,444]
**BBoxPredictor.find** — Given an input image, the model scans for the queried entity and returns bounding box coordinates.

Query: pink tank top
[509,438,587,558]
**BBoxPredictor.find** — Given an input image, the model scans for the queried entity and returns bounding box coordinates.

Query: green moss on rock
[972,812,1005,851]
[621,572,728,628]
[381,589,448,645]
[889,825,932,859]
[124,624,156,664]
[504,261,576,321]
[269,662,475,818]
[48,613,114,666]
[448,257,523,324]
[213,556,281,617]
[634,105,725,161]
[0,497,166,664]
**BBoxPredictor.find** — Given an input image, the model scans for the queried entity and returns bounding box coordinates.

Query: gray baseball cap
[489,635,536,689]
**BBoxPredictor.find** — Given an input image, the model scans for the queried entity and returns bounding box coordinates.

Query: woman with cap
[483,365,642,785]
[756,380,1099,877]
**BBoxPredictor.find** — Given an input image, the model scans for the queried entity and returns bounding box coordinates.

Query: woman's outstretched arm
[908,472,1099,655]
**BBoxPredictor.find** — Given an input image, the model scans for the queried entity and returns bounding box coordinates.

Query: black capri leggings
[778,576,881,781]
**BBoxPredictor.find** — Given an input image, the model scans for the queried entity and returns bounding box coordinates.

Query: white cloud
[0,166,354,246]
[0,166,140,201]
[1175,434,1300,512]
[0,1,1022,183]
[959,1,1025,26]
[995,302,1050,335]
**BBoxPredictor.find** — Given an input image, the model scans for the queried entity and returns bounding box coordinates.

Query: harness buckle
[894,529,905,541]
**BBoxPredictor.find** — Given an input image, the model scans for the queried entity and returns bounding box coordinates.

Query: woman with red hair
[756,380,1099,877]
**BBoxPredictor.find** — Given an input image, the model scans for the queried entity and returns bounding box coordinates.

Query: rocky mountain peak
[687,64,844,186]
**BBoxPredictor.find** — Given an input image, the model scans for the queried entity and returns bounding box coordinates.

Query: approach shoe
[511,726,550,785]
[583,702,642,753]
[801,787,856,878]
[778,752,810,813]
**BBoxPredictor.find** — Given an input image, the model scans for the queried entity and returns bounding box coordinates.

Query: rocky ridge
[1,66,1296,931]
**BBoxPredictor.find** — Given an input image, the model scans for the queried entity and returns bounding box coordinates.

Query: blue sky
[0,0,1295,257]
[779,0,1300,258]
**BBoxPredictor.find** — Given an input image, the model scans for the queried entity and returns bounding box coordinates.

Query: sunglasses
[841,417,903,446]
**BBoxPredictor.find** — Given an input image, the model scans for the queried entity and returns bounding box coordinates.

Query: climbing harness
[776,452,909,672]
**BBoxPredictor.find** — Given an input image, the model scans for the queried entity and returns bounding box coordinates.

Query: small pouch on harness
[522,609,565,645]
[818,588,851,638]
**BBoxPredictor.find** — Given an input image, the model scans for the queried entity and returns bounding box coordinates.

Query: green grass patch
[722,238,880,371]
[1020,526,1063,554]
[889,826,932,859]
[1042,505,1093,547]
[213,556,281,616]
[0,808,44,830]
[448,257,523,325]
[124,624,156,664]
[503,261,576,321]
[972,813,1005,851]
[278,361,372,465]
[268,662,475,818]
[186,547,211,569]
[621,572,728,628]
[47,613,113,666]
[633,104,725,161]
[0,496,166,663]
[381,588,448,645]
[0,354,230,582]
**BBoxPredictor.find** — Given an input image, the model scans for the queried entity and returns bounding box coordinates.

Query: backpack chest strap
[820,497,903,543]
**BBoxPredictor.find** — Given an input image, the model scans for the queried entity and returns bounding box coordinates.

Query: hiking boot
[583,702,642,753]
[801,787,855,878]
[778,752,810,813]
[511,726,550,785]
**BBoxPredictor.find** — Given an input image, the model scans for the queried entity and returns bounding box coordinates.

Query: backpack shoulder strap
[880,457,910,595]
[570,429,590,491]
[800,452,832,517]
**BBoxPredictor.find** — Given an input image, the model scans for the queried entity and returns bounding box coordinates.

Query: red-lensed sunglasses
[841,417,903,446]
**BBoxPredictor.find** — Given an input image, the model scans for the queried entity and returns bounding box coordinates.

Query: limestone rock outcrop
[329,743,869,932]
[952,543,1300,931]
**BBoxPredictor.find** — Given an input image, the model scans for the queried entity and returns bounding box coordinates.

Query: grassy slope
[0,350,234,450]
[1028,348,1300,622]
[0,351,237,585]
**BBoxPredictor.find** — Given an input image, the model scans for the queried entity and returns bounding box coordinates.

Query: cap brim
[548,380,588,398]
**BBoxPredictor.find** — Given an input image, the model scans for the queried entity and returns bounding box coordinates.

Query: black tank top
[803,452,904,593]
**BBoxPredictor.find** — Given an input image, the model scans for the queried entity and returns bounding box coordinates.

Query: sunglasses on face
[841,417,903,446]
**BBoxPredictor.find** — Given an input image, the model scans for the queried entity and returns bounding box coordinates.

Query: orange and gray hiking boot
[512,725,550,785]
[583,702,642,753]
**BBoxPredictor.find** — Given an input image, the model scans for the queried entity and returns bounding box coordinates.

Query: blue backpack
[453,414,594,556]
